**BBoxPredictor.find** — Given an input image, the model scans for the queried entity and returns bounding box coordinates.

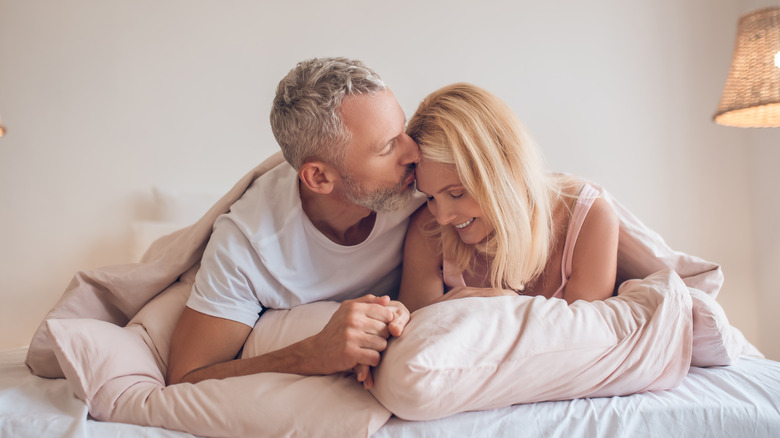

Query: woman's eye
[450,192,464,199]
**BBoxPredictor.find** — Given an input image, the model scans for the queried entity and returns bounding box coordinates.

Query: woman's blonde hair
[406,83,558,291]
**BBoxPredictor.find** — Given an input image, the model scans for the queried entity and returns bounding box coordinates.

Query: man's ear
[299,161,338,194]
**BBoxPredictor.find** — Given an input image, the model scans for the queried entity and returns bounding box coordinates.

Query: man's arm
[166,294,400,386]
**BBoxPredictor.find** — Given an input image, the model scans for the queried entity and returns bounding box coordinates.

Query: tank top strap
[552,183,601,299]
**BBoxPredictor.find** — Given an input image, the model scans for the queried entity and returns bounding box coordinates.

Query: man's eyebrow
[374,132,398,151]
[376,117,407,151]
[375,136,394,151]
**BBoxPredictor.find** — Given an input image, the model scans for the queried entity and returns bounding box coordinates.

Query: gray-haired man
[166,58,423,389]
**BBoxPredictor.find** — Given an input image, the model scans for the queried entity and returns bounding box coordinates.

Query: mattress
[2,347,779,438]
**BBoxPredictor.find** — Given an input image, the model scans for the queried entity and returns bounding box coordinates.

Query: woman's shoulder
[404,203,444,262]
[561,178,617,237]
[407,203,441,243]
[409,202,433,227]
[548,176,617,236]
[549,175,608,207]
[549,173,588,196]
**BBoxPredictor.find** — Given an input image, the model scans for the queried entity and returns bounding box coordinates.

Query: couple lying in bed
[27,57,752,433]
[165,56,621,391]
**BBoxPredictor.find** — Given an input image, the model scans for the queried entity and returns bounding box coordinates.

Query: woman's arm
[562,196,619,303]
[398,206,447,313]
[400,206,522,311]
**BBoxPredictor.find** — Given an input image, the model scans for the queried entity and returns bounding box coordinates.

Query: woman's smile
[454,218,475,229]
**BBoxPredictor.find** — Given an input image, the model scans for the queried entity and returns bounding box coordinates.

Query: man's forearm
[169,295,403,386]
[179,337,320,384]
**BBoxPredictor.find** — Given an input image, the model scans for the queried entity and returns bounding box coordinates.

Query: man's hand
[352,297,410,389]
[303,294,396,376]
[166,294,411,387]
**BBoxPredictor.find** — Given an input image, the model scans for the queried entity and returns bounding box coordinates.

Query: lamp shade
[714,7,780,127]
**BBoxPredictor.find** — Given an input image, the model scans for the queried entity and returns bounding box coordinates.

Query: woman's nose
[432,202,456,226]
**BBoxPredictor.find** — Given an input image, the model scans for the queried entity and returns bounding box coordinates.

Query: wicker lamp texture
[714,7,780,127]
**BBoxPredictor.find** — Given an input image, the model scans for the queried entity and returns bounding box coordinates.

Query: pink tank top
[442,184,600,299]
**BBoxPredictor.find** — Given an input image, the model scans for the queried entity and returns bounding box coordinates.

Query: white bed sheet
[0,348,189,438]
[2,346,779,438]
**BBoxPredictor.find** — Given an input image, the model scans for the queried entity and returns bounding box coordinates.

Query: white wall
[0,0,775,359]
[747,130,780,361]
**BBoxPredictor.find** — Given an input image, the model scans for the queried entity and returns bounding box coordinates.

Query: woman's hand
[353,298,410,390]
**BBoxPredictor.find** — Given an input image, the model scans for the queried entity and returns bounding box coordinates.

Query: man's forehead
[340,89,405,145]
[340,89,402,118]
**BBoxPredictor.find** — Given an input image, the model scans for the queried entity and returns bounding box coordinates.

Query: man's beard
[341,166,415,212]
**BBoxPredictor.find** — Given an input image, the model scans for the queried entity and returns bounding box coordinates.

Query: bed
[2,346,779,437]
[5,153,780,437]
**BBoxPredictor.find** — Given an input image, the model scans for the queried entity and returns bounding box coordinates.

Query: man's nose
[400,133,421,165]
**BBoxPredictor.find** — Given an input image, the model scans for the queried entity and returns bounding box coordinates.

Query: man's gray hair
[270,57,387,170]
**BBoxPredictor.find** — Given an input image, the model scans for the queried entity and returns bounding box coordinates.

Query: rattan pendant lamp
[714,5,780,127]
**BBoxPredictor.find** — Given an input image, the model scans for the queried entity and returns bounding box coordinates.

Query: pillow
[689,288,763,367]
[47,282,391,438]
[241,301,343,358]
[370,269,694,421]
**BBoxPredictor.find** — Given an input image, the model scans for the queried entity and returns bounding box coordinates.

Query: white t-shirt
[187,161,425,327]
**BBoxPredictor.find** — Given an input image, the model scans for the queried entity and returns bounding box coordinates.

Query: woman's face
[416,159,493,245]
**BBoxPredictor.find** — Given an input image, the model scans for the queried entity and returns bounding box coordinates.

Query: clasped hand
[310,294,409,390]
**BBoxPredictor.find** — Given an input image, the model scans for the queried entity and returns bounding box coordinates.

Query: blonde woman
[399,83,619,312]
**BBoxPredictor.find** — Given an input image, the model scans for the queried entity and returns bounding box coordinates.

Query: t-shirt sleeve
[186,215,265,327]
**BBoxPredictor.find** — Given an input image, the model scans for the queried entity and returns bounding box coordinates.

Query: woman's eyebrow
[417,184,461,196]
[434,184,462,194]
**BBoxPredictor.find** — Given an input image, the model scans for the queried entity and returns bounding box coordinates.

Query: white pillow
[689,288,762,366]
[47,280,391,438]
[370,269,694,421]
